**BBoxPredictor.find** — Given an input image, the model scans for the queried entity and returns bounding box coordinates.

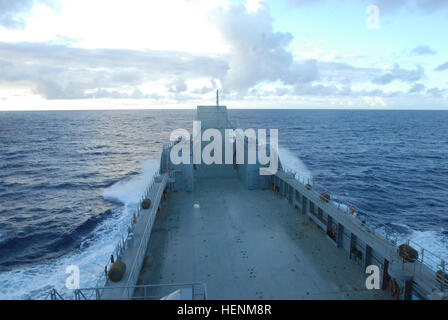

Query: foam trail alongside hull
[0,158,159,300]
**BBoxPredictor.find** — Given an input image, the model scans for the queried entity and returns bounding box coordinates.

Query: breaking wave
[0,158,159,300]
[279,147,313,184]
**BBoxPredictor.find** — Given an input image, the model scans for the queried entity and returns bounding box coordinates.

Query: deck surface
[137,176,390,300]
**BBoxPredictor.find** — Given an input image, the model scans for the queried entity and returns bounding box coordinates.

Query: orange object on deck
[349,205,355,215]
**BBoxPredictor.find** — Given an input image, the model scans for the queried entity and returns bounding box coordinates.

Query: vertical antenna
[216,89,219,107]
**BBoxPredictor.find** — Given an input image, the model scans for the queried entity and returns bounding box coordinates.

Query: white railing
[278,166,446,276]
[47,283,207,300]
[125,174,168,297]
[282,165,313,186]
[94,174,158,290]
[408,239,446,291]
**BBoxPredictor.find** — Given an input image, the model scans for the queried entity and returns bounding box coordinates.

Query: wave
[374,225,448,270]
[103,159,159,204]
[278,147,313,183]
[397,229,448,269]
[0,158,160,300]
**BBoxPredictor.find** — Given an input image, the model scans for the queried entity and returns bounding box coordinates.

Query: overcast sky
[0,0,447,110]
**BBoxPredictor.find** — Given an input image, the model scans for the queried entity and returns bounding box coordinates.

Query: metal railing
[407,239,446,292]
[44,288,65,300]
[94,174,159,291]
[279,166,447,278]
[282,165,313,186]
[282,165,373,227]
[125,174,168,296]
[47,283,207,300]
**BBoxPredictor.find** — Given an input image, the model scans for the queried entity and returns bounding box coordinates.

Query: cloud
[317,61,379,83]
[211,3,318,93]
[427,87,448,98]
[0,2,445,105]
[168,79,188,93]
[0,0,53,29]
[406,83,448,98]
[0,3,323,99]
[1,34,377,101]
[0,41,433,102]
[411,45,436,55]
[287,0,448,14]
[372,64,424,85]
[373,0,408,13]
[414,0,448,13]
[0,0,34,29]
[374,0,448,14]
[408,83,425,93]
[292,82,348,96]
[0,42,228,99]
[435,61,448,72]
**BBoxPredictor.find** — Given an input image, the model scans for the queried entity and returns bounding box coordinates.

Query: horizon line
[1,107,448,112]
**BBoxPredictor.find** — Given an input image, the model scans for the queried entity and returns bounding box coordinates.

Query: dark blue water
[0,109,447,299]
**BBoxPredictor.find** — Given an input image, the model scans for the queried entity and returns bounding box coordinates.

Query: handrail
[278,166,447,296]
[47,282,207,300]
[45,288,64,300]
[279,166,446,273]
[94,174,158,291]
[125,174,168,297]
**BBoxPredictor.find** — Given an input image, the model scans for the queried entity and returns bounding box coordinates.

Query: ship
[47,94,448,300]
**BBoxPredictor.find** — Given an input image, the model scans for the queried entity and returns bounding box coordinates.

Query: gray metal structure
[47,104,447,300]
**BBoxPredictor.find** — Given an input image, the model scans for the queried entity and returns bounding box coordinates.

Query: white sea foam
[397,229,448,268]
[374,223,447,270]
[278,147,313,183]
[0,158,159,300]
[103,159,160,204]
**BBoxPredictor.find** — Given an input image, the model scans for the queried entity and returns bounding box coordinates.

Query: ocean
[0,109,447,299]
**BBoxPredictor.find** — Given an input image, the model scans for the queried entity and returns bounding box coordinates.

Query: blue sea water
[0,109,447,299]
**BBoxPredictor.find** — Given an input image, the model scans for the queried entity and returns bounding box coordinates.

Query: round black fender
[108,261,127,282]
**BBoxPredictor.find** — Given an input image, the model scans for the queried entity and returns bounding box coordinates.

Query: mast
[216,89,219,107]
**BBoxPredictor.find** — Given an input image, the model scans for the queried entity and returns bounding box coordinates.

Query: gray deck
[137,176,390,300]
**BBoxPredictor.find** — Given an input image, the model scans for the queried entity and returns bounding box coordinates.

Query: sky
[0,0,447,110]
